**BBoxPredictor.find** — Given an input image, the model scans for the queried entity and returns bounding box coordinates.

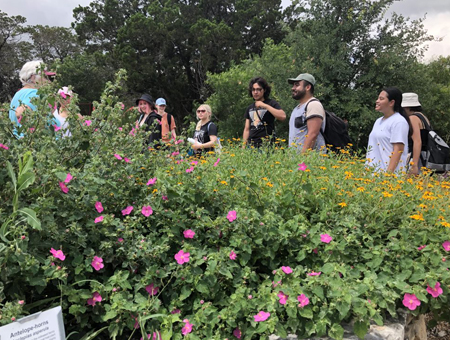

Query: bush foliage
[1,74,450,340]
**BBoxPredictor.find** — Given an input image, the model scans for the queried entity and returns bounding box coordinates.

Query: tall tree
[71,0,286,123]
[0,11,32,102]
[25,25,81,64]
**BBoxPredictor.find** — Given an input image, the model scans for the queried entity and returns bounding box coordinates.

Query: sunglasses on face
[197,109,206,113]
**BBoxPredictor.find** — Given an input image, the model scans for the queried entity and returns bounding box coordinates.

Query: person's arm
[242,119,251,148]
[301,117,323,153]
[254,100,286,121]
[387,143,405,173]
[15,105,32,119]
[409,115,422,175]
[192,135,217,150]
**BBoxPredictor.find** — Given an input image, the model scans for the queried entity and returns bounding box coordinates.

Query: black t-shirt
[244,99,281,146]
[193,121,218,154]
[138,111,163,145]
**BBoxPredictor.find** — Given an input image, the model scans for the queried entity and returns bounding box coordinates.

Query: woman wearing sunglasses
[190,104,218,155]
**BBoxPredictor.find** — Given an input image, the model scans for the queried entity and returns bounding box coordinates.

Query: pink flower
[227,210,237,222]
[147,177,157,186]
[181,319,193,336]
[427,282,443,298]
[18,300,24,305]
[84,120,92,126]
[277,291,288,305]
[87,292,102,306]
[298,162,307,171]
[124,157,131,163]
[91,256,104,271]
[183,229,195,239]
[248,295,253,299]
[162,195,168,201]
[229,250,237,260]
[443,241,450,252]
[142,206,153,217]
[145,283,159,296]
[129,127,136,136]
[186,166,194,173]
[59,91,67,99]
[0,143,9,150]
[200,300,204,304]
[213,158,220,167]
[312,248,318,254]
[171,151,180,156]
[59,182,69,194]
[95,201,104,213]
[171,309,181,314]
[233,328,242,339]
[29,127,35,133]
[118,237,124,243]
[118,127,123,131]
[53,125,61,132]
[308,271,321,276]
[94,216,104,224]
[402,293,421,310]
[320,234,333,243]
[114,154,122,160]
[64,173,73,184]
[253,311,270,322]
[297,294,310,307]
[417,245,426,251]
[120,103,125,110]
[122,206,134,216]
[191,160,198,165]
[175,139,183,145]
[21,235,26,240]
[175,250,190,265]
[281,266,292,274]
[50,248,66,261]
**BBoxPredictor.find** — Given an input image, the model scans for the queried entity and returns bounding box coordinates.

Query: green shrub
[1,72,450,340]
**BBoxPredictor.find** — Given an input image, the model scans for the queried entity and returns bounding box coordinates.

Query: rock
[270,309,426,340]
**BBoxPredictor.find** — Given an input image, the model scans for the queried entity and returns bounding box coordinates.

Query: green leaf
[276,323,288,338]
[353,320,369,339]
[219,266,233,279]
[312,286,324,300]
[6,161,17,190]
[17,172,35,192]
[179,286,191,301]
[321,262,334,274]
[17,208,41,230]
[299,306,313,319]
[329,323,344,340]
[336,301,351,318]
[196,282,209,294]
[103,310,118,321]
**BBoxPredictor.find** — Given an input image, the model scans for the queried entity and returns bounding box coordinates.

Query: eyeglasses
[252,88,263,92]
[197,109,206,113]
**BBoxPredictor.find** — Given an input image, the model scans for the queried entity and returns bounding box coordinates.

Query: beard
[292,88,306,100]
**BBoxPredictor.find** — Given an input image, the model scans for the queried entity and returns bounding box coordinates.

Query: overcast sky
[1,0,449,60]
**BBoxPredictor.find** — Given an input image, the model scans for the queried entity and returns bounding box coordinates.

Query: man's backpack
[413,113,450,172]
[305,99,351,151]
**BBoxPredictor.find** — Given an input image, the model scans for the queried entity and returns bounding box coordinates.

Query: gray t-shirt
[288,98,326,151]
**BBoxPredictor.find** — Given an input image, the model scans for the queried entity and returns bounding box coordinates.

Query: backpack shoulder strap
[303,98,320,113]
[412,113,431,131]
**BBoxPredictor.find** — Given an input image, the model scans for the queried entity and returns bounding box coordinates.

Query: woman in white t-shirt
[53,87,82,137]
[366,87,412,173]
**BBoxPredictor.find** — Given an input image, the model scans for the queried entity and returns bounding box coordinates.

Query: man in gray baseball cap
[287,73,326,153]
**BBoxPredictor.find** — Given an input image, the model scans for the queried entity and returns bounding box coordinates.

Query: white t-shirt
[366,112,409,172]
[53,109,72,138]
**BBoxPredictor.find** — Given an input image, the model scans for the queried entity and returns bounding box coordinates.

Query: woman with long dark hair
[366,87,411,173]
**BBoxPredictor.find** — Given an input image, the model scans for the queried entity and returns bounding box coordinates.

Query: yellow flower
[275,161,281,165]
[266,182,274,187]
[332,166,340,169]
[418,204,427,209]
[338,202,347,207]
[357,187,365,192]
[320,166,327,170]
[409,213,424,221]
[382,192,393,198]
[152,189,158,193]
[177,182,183,185]
[230,154,235,157]
[441,221,450,228]
[220,181,228,185]
[262,177,268,181]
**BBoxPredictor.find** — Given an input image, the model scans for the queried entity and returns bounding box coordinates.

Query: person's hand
[192,143,202,150]
[254,101,266,109]
[408,164,419,176]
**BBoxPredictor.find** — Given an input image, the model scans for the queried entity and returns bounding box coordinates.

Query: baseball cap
[288,73,316,86]
[156,98,167,106]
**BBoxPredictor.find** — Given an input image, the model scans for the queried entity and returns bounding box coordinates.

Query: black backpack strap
[303,98,324,135]
[412,113,432,131]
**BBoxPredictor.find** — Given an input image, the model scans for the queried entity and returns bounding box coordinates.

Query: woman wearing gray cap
[401,92,430,175]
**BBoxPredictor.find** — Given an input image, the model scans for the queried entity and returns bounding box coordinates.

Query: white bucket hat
[402,92,421,107]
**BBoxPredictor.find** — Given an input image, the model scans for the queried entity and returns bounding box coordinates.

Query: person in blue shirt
[9,60,57,137]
